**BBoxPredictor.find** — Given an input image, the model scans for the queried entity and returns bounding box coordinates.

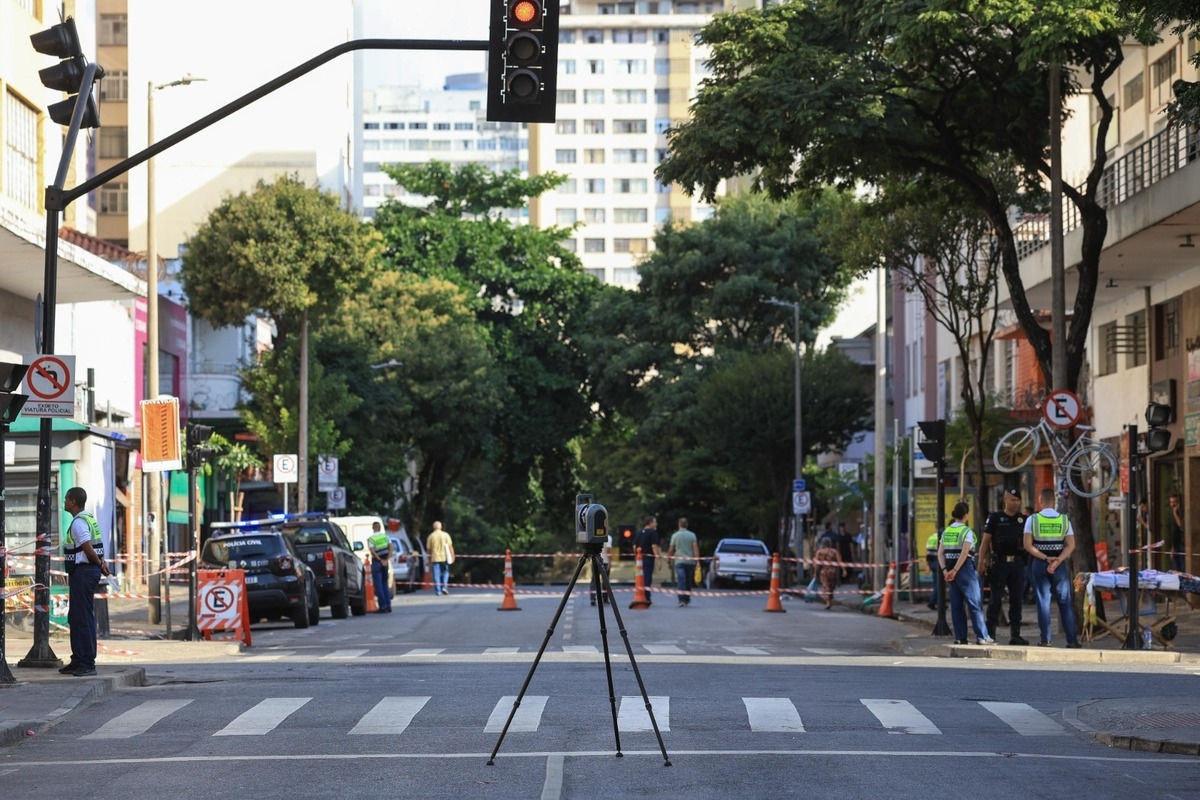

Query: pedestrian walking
[367,520,393,613]
[938,501,994,645]
[426,521,455,596]
[1023,487,1081,648]
[634,515,660,606]
[667,517,700,607]
[60,487,110,676]
[979,488,1029,644]
[813,535,842,609]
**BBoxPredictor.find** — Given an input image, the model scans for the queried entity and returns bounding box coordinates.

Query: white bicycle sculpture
[992,417,1117,498]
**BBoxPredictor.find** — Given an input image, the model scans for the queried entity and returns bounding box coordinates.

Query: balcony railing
[1015,123,1200,260]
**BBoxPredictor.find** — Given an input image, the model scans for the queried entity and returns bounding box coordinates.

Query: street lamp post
[145,75,204,623]
[765,298,803,576]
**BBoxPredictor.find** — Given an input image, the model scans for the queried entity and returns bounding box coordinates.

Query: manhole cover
[1133,712,1200,728]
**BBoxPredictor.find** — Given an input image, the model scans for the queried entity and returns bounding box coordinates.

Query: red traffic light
[511,0,539,25]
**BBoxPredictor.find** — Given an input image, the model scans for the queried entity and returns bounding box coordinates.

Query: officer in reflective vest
[925,530,941,610]
[367,521,393,614]
[61,486,110,676]
[979,488,1029,644]
[1022,487,1080,648]
[937,501,994,645]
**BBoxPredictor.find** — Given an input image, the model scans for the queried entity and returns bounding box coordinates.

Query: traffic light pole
[1123,425,1144,649]
[932,456,951,636]
[25,39,488,665]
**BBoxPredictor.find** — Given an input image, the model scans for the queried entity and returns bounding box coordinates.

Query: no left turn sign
[21,354,76,418]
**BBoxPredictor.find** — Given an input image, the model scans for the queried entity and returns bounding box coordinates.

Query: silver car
[706,538,772,589]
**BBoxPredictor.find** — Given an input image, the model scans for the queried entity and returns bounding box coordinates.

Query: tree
[181,175,383,510]
[210,434,264,521]
[656,0,1140,569]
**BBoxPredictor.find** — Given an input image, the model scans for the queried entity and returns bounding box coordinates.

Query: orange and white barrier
[196,569,251,647]
[629,547,651,609]
[498,549,521,611]
[877,562,897,618]
[763,553,785,613]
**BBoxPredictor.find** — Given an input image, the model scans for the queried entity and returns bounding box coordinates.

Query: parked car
[199,530,320,629]
[706,538,772,589]
[390,533,426,594]
[277,514,368,619]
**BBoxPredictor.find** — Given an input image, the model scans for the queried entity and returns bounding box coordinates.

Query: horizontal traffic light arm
[57,39,488,211]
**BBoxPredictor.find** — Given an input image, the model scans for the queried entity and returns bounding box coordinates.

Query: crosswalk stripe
[214,697,311,736]
[724,646,769,656]
[801,647,847,656]
[402,648,445,656]
[484,647,520,655]
[322,649,368,659]
[979,701,1066,736]
[349,696,430,735]
[743,697,805,732]
[861,698,940,734]
[82,699,193,740]
[643,644,686,655]
[617,696,669,732]
[562,645,599,654]
[485,696,549,733]
[242,651,294,662]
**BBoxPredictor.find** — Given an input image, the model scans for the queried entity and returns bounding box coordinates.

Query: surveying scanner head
[575,493,608,549]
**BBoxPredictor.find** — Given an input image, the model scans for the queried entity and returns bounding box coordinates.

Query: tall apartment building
[357,76,527,221]
[527,1,723,286]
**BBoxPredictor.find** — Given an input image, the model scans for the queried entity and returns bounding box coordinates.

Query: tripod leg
[487,552,589,765]
[591,555,623,757]
[600,558,672,766]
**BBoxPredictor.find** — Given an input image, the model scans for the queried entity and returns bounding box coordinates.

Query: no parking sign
[197,569,251,646]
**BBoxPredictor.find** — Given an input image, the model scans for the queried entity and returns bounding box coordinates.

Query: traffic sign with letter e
[1043,390,1082,429]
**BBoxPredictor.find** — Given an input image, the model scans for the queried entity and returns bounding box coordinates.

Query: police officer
[60,487,110,676]
[937,501,993,645]
[367,521,393,614]
[979,488,1029,645]
[1023,487,1081,648]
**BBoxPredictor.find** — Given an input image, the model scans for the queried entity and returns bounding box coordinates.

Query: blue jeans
[371,559,391,611]
[432,562,450,594]
[68,563,101,668]
[947,559,989,641]
[641,557,655,602]
[926,555,942,608]
[675,562,694,605]
[1031,559,1077,645]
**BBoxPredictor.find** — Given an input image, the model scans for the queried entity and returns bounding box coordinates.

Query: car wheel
[349,586,367,616]
[291,597,310,628]
[330,586,350,619]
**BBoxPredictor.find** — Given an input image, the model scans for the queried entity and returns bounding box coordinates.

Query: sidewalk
[4,594,1200,755]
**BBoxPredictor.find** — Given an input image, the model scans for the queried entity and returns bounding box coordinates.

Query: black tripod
[487,543,671,766]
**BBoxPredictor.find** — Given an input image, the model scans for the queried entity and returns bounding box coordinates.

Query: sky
[359,0,489,90]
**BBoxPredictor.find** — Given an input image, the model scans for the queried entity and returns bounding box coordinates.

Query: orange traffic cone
[877,561,897,619]
[365,559,379,613]
[763,553,786,613]
[498,549,521,611]
[629,546,650,609]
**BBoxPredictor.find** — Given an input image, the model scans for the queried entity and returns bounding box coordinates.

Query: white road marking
[643,644,686,655]
[484,646,521,654]
[402,648,445,656]
[541,754,565,800]
[241,651,294,662]
[861,699,940,734]
[617,696,669,731]
[213,697,310,736]
[561,645,599,654]
[485,696,549,733]
[724,646,769,656]
[743,697,805,732]
[81,700,193,740]
[321,649,368,659]
[348,696,430,735]
[980,701,1066,736]
[802,648,848,656]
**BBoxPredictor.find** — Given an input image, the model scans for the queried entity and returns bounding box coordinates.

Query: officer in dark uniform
[979,488,1028,645]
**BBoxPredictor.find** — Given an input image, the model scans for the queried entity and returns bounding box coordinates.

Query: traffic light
[917,419,946,463]
[1144,402,1172,453]
[186,422,216,470]
[487,0,559,123]
[30,17,101,128]
[617,524,635,557]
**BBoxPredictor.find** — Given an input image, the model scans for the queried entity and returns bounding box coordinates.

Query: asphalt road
[2,591,1197,799]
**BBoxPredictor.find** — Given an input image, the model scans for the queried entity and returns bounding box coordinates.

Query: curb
[0,667,146,747]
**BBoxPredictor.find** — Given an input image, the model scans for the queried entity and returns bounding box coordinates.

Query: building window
[614,178,648,193]
[557,89,577,104]
[562,59,577,74]
[584,148,605,164]
[584,238,606,253]
[1097,322,1117,377]
[584,207,606,223]
[614,148,648,164]
[454,121,474,130]
[614,238,648,253]
[583,119,605,134]
[654,88,670,104]
[98,14,128,45]
[559,178,577,193]
[613,89,648,104]
[99,182,128,214]
[583,89,605,104]
[614,267,639,286]
[99,70,129,102]
[617,59,647,75]
[584,29,604,44]
[555,119,577,134]
[555,149,577,164]
[613,119,647,134]
[1127,310,1148,367]
[3,92,38,209]
[584,178,606,193]
[98,127,128,159]
[1123,73,1144,108]
[612,29,647,44]
[1152,48,1178,107]
[587,59,605,74]
[556,208,578,225]
[1155,298,1180,361]
[561,238,578,252]
[585,267,605,280]
[614,207,648,223]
